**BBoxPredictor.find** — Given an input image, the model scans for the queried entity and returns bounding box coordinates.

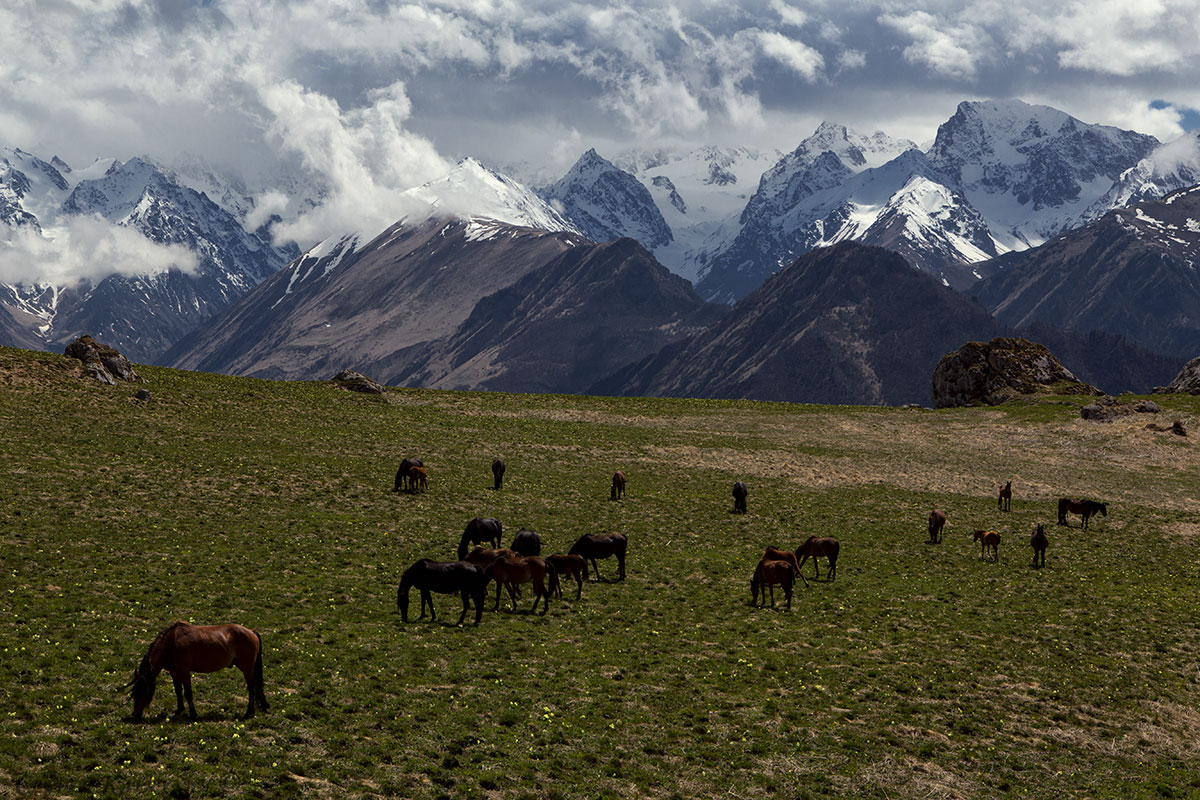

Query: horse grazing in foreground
[546,554,587,600]
[485,556,557,614]
[611,470,626,500]
[732,481,748,514]
[397,559,488,625]
[796,536,839,581]
[569,533,628,581]
[510,528,542,557]
[751,559,797,609]
[998,481,1012,512]
[973,530,1001,562]
[928,510,946,543]
[393,457,423,492]
[128,621,267,722]
[1030,524,1048,568]
[464,547,518,608]
[1058,498,1107,529]
[458,517,503,560]
[492,458,506,490]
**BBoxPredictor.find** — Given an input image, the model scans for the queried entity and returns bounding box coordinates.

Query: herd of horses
[127,461,1108,721]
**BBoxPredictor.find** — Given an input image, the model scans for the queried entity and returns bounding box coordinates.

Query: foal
[998,481,1012,512]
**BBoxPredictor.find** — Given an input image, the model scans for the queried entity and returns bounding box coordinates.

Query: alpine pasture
[2,345,1199,799]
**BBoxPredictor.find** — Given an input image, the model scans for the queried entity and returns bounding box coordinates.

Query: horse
[998,481,1012,512]
[128,621,267,722]
[569,533,628,581]
[463,547,518,608]
[397,558,488,625]
[484,555,557,614]
[458,517,503,560]
[928,510,946,543]
[796,536,839,581]
[1058,498,1107,529]
[732,481,748,514]
[973,530,1001,562]
[611,470,626,500]
[492,458,506,490]
[409,466,428,493]
[510,528,542,557]
[751,559,797,609]
[545,554,587,600]
[1030,524,1048,568]
[393,457,423,492]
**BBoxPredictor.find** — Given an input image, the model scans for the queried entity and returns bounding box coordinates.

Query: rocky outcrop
[330,370,385,394]
[64,335,142,385]
[932,337,1098,408]
[1155,356,1200,394]
[1079,396,1161,421]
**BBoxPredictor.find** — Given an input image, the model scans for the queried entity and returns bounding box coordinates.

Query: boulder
[932,337,1099,408]
[1154,356,1200,395]
[1080,396,1135,422]
[330,369,385,394]
[63,335,142,385]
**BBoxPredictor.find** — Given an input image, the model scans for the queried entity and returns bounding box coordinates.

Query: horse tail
[547,562,559,599]
[457,534,469,561]
[252,629,268,711]
[581,558,589,581]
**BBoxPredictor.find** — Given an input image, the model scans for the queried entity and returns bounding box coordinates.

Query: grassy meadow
[2,344,1200,799]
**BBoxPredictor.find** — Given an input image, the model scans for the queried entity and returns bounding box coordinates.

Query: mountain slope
[540,150,670,248]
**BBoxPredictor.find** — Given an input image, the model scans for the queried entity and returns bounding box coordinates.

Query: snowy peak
[540,150,672,248]
[1083,131,1200,220]
[792,121,917,171]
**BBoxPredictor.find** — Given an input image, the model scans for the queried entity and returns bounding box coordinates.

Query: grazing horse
[464,547,518,608]
[492,458,506,490]
[611,470,626,500]
[732,481,748,514]
[485,556,557,614]
[1030,524,1048,568]
[569,533,628,581]
[458,517,503,560]
[998,481,1012,512]
[510,528,542,557]
[546,554,587,600]
[393,457,423,492]
[409,466,428,493]
[973,530,1001,562]
[928,510,947,543]
[751,560,797,609]
[1058,498,1107,529]
[796,536,839,581]
[761,546,809,588]
[397,559,488,625]
[128,621,267,722]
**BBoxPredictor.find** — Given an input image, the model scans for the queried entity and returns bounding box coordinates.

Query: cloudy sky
[4,0,1200,252]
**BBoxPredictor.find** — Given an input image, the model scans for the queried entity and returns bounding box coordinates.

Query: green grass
[2,346,1200,799]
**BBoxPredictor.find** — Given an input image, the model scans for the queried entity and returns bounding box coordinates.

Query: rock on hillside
[931,337,1099,408]
[1156,356,1200,394]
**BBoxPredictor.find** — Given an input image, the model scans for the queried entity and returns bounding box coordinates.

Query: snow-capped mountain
[539,149,671,249]
[1080,131,1200,223]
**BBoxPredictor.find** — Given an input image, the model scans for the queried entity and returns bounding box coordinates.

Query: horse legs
[182,677,197,720]
[419,589,435,621]
[456,590,471,626]
[573,573,582,601]
[172,675,186,718]
[617,553,626,581]
[589,558,602,582]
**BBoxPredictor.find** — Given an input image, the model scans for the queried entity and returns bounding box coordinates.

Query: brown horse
[761,546,809,587]
[998,481,1012,512]
[751,560,797,609]
[393,457,423,492]
[928,510,947,543]
[569,533,627,581]
[492,458,506,490]
[128,622,267,722]
[611,470,626,500]
[974,529,1001,562]
[1058,498,1107,529]
[796,536,839,581]
[732,481,748,514]
[546,554,587,600]
[1030,524,1048,568]
[464,547,518,608]
[409,466,428,493]
[484,555,557,614]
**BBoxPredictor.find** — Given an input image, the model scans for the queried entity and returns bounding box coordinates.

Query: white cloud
[880,10,986,80]
[757,31,825,82]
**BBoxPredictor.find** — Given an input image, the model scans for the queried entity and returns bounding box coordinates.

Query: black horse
[393,457,424,492]
[1057,498,1108,529]
[569,533,627,581]
[458,517,503,560]
[1031,524,1049,567]
[492,458,506,490]
[732,481,748,514]
[397,559,488,625]
[510,528,542,557]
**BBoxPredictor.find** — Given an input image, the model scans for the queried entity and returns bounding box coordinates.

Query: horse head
[129,656,157,721]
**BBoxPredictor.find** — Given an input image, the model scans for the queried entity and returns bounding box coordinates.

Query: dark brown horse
[1030,524,1048,568]
[1058,498,1107,529]
[393,457,423,492]
[128,622,267,722]
[409,466,428,493]
[796,536,839,581]
[492,458,506,490]
[998,481,1012,512]
[397,558,488,625]
[751,559,797,609]
[928,510,946,543]
[762,546,809,587]
[464,547,518,608]
[569,533,627,581]
[546,554,587,600]
[732,481,748,514]
[458,517,503,560]
[510,528,542,557]
[484,556,557,614]
[973,529,1001,562]
[611,470,626,500]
